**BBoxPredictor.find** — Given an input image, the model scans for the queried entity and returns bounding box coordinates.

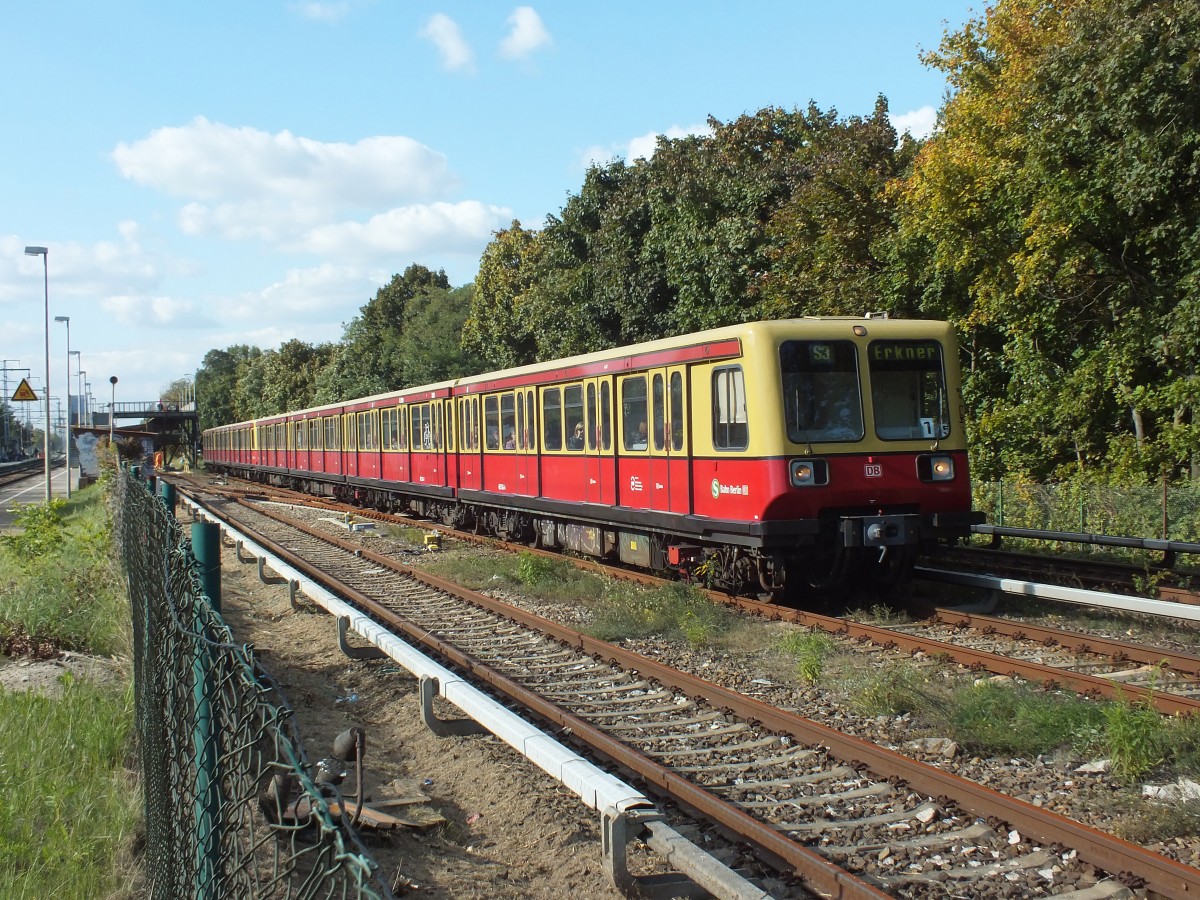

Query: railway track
[175,480,1199,899]
[187,474,1200,718]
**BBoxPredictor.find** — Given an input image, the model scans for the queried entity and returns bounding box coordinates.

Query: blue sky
[1,1,980,418]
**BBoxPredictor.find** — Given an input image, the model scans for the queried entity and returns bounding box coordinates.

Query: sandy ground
[212,535,673,898]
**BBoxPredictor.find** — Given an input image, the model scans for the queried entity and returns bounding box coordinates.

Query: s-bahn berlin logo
[712,478,748,499]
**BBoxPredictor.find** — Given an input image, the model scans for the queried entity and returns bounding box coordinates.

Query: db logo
[864,464,883,478]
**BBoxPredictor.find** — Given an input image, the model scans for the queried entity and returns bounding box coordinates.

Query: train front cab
[693,318,981,593]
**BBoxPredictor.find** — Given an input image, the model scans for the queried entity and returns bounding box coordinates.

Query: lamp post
[24,246,51,503]
[109,375,118,447]
[77,368,86,428]
[54,316,71,498]
[85,382,92,427]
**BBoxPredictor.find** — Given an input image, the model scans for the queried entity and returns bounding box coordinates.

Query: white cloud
[420,14,474,72]
[297,200,513,259]
[113,118,460,244]
[890,106,938,140]
[290,1,356,22]
[499,7,551,60]
[114,117,454,208]
[578,123,713,170]
[101,294,195,328]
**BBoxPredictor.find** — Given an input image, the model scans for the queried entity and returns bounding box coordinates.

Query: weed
[840,662,936,717]
[586,582,734,648]
[1103,695,1166,782]
[946,682,1105,758]
[778,631,836,684]
[518,552,570,587]
[1,499,69,560]
[1115,797,1200,843]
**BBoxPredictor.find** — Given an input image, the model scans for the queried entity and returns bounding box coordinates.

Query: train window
[344,413,357,450]
[713,367,749,450]
[868,341,951,440]
[471,397,479,449]
[296,421,307,450]
[525,391,535,450]
[501,393,516,450]
[516,393,526,450]
[670,372,685,451]
[600,381,612,450]
[325,416,339,452]
[433,404,443,449]
[458,398,470,450]
[358,411,379,450]
[621,376,648,451]
[484,396,500,449]
[586,384,597,451]
[310,419,322,451]
[411,404,432,450]
[564,384,584,451]
[652,374,666,451]
[542,388,562,450]
[381,408,397,450]
[779,341,862,443]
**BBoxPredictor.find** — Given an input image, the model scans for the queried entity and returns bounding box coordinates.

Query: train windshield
[868,340,951,440]
[780,340,864,442]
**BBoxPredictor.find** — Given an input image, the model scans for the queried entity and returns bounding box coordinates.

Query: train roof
[207,316,951,431]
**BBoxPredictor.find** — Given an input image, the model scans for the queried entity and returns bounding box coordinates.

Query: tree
[901,0,1200,481]
[195,345,262,431]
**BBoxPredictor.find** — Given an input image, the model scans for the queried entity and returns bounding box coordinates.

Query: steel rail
[214,492,1200,900]
[729,600,1200,718]
[919,605,1200,677]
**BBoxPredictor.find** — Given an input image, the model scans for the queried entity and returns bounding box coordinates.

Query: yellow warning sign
[11,378,38,402]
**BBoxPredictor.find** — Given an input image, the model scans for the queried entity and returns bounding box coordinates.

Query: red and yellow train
[203,316,981,597]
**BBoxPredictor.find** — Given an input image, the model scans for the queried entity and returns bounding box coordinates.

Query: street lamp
[77,368,86,428]
[24,246,51,503]
[54,316,71,498]
[109,375,118,446]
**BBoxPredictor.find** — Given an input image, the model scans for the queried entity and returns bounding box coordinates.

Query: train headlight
[790,458,828,487]
[918,454,955,482]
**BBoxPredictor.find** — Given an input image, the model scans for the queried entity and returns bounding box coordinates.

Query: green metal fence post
[191,521,221,898]
[159,480,177,515]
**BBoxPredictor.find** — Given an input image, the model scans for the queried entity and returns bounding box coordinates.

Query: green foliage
[905,0,1200,482]
[517,551,571,587]
[586,582,735,648]
[842,662,935,717]
[0,676,138,899]
[1,499,68,560]
[1103,694,1166,783]
[778,630,837,684]
[0,488,126,657]
[946,682,1105,758]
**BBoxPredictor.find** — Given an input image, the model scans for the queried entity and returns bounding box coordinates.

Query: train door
[343,412,358,478]
[457,396,481,491]
[515,388,537,496]
[617,373,650,511]
[324,415,343,477]
[583,378,614,504]
[441,399,456,487]
[648,366,690,514]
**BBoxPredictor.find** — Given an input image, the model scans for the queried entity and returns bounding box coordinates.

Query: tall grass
[0,484,140,897]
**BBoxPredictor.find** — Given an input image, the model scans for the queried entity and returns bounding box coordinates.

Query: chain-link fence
[974,480,1200,545]
[114,469,395,899]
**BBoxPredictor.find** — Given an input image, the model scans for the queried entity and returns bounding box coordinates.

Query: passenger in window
[630,420,648,450]
[487,426,499,449]
[567,422,585,450]
[504,429,516,450]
